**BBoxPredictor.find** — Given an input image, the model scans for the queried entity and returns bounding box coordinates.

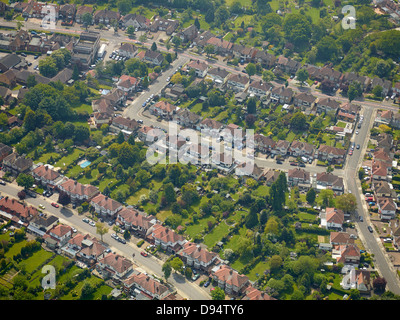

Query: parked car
[368,226,373,233]
[204,280,211,288]
[39,204,45,210]
[299,163,306,167]
[0,180,6,185]
[192,274,200,281]
[359,216,363,222]
[118,237,126,244]
[82,218,90,223]
[140,251,148,257]
[51,202,59,208]
[356,144,360,149]
[89,221,96,227]
[276,160,283,164]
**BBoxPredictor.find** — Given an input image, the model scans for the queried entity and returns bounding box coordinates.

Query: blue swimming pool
[80,160,91,168]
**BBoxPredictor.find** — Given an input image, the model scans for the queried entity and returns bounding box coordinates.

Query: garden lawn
[18,249,54,274]
[185,215,216,239]
[245,260,269,281]
[203,221,230,249]
[54,148,85,169]
[4,240,28,259]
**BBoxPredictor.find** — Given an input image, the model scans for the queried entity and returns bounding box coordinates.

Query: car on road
[299,163,306,167]
[82,218,90,223]
[51,202,59,208]
[359,216,363,222]
[276,160,283,164]
[356,131,359,135]
[140,251,148,257]
[290,162,297,166]
[368,226,373,233]
[349,150,353,155]
[356,144,360,149]
[118,237,126,244]
[89,221,96,227]
[39,204,45,210]
[0,180,6,185]
[111,233,118,240]
[204,280,211,288]
[28,191,36,198]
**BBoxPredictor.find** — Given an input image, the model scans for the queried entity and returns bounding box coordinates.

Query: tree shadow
[60,207,73,218]
[172,272,186,283]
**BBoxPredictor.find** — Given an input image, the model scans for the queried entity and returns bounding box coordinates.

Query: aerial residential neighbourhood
[0,0,400,304]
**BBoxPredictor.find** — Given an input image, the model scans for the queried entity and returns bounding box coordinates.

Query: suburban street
[0,182,210,300]
[2,18,400,296]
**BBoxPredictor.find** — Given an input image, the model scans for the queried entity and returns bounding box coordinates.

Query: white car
[89,221,96,227]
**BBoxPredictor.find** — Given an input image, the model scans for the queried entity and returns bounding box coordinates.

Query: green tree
[126,25,135,37]
[16,173,34,190]
[283,14,312,50]
[172,36,182,50]
[151,42,158,51]
[319,189,334,207]
[296,68,309,86]
[245,210,258,229]
[162,261,172,280]
[82,12,93,29]
[270,255,283,273]
[194,17,200,30]
[245,63,257,78]
[170,257,184,273]
[306,188,316,205]
[204,44,214,57]
[26,74,37,88]
[262,70,275,82]
[290,111,308,131]
[335,193,357,214]
[95,222,108,242]
[117,0,131,15]
[211,286,225,300]
[164,183,176,204]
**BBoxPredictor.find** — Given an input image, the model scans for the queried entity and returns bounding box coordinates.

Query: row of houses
[0,193,180,300]
[182,59,362,122]
[366,120,398,220]
[23,162,260,295]
[191,28,399,98]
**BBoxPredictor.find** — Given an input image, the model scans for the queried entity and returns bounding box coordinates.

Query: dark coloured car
[290,162,297,166]
[359,216,363,222]
[276,160,283,164]
[204,280,211,288]
[299,163,306,167]
[368,226,373,233]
